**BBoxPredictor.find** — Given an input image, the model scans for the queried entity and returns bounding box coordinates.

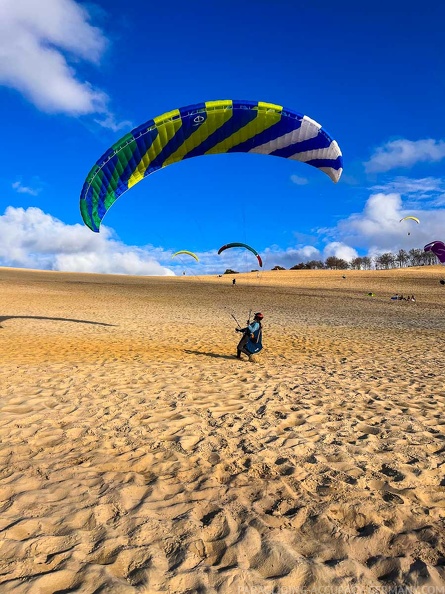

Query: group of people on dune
[391,294,416,302]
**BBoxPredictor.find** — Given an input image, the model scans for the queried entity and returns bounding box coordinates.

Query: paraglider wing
[424,240,445,264]
[400,216,420,223]
[172,250,199,262]
[80,100,343,232]
[400,216,420,235]
[218,242,263,268]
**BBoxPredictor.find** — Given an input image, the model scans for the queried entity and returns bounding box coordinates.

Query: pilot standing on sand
[236,312,263,361]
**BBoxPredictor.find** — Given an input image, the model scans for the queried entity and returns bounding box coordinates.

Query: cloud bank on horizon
[0,206,174,276]
[1,194,444,275]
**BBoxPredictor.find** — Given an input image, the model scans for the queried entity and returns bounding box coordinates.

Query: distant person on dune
[235,312,263,362]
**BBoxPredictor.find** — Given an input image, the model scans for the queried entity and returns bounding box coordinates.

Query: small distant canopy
[399,216,420,224]
[172,250,199,262]
[218,242,263,268]
[424,240,445,264]
[80,100,343,232]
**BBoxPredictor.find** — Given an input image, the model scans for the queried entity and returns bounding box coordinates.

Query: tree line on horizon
[281,248,438,271]
[224,248,438,274]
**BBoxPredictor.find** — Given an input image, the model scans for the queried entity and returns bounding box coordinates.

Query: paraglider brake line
[231,313,242,329]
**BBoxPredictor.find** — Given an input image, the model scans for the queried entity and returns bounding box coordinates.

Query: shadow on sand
[184,349,236,360]
[0,315,116,329]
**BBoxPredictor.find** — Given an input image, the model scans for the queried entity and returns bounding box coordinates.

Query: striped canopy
[80,100,343,232]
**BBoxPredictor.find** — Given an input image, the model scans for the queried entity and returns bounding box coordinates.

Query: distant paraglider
[172,250,199,262]
[424,240,445,264]
[400,216,420,235]
[400,216,420,223]
[80,99,343,232]
[218,243,263,268]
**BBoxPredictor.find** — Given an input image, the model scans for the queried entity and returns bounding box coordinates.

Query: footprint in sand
[380,464,405,482]
[382,492,404,504]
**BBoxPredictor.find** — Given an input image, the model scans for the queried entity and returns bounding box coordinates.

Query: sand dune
[0,266,444,593]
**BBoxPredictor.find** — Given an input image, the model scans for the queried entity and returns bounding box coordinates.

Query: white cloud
[326,191,445,256]
[370,176,445,207]
[322,242,358,261]
[0,206,174,276]
[290,174,309,185]
[260,245,321,269]
[12,181,39,196]
[371,176,445,197]
[94,113,133,133]
[365,139,445,173]
[0,0,123,125]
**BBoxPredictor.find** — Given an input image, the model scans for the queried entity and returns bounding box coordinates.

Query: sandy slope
[0,266,444,593]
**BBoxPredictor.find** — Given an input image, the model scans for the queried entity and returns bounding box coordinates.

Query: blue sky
[1,0,445,275]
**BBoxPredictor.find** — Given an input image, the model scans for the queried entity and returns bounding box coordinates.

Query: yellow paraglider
[172,250,199,262]
[400,216,420,235]
[400,216,420,224]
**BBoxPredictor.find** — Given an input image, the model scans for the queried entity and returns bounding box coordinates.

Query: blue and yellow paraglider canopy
[80,100,343,232]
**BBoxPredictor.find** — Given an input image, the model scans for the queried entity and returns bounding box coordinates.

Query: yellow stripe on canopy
[128,109,182,189]
[205,103,282,155]
[163,101,234,167]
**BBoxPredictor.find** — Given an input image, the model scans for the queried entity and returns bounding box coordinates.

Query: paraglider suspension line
[231,313,242,329]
